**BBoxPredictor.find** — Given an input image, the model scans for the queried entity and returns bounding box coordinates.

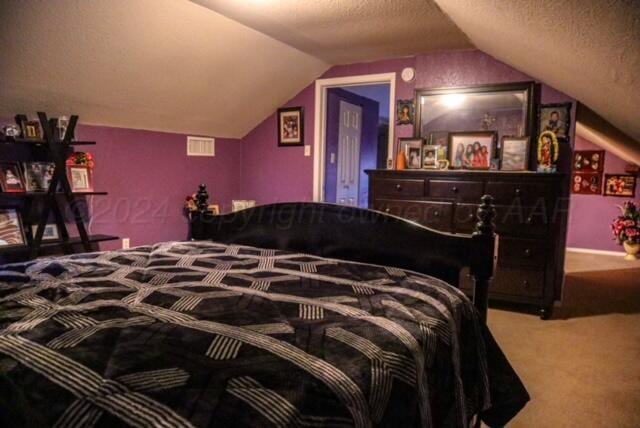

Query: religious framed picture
[422,145,439,169]
[536,131,559,172]
[67,165,94,192]
[396,99,414,125]
[277,107,304,146]
[399,138,423,169]
[31,224,60,241]
[573,150,604,172]
[448,131,496,170]
[500,136,530,171]
[538,103,571,141]
[428,131,449,161]
[604,174,637,197]
[0,162,26,193]
[23,162,55,192]
[572,172,602,195]
[0,208,26,248]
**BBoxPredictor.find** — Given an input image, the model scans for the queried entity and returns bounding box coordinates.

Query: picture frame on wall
[573,150,604,172]
[538,103,571,141]
[23,162,55,192]
[398,138,423,169]
[277,107,304,147]
[0,162,26,193]
[500,136,530,171]
[422,145,439,169]
[428,131,449,162]
[0,208,26,248]
[604,174,637,197]
[448,131,496,170]
[67,165,94,192]
[31,224,60,241]
[396,99,414,125]
[572,172,602,195]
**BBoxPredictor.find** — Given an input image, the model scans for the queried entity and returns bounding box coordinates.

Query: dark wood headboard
[190,197,497,320]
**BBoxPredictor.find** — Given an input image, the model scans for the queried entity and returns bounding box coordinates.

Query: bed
[0,198,528,427]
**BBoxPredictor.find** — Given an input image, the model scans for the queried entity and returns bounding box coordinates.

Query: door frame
[313,73,396,202]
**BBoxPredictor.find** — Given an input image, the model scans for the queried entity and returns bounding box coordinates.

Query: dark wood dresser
[366,169,569,318]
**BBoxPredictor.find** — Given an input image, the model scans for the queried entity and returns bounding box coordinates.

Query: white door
[336,101,362,207]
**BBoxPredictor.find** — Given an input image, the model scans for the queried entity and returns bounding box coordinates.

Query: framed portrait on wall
[573,150,604,172]
[538,103,571,141]
[572,172,602,195]
[399,138,423,169]
[0,208,26,248]
[448,131,496,170]
[277,107,304,146]
[396,99,414,125]
[604,174,637,197]
[500,136,530,171]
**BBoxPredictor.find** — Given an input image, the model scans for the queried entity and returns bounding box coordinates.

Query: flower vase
[623,241,639,261]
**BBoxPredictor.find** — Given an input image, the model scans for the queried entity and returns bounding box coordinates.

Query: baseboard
[566,247,626,257]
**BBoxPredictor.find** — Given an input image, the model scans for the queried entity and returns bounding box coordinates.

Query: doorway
[313,73,396,204]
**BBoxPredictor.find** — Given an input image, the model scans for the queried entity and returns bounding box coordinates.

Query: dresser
[366,169,569,318]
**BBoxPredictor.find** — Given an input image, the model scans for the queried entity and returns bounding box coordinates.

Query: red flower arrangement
[611,201,640,245]
[66,152,95,168]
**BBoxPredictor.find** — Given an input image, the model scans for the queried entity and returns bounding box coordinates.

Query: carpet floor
[487,252,640,427]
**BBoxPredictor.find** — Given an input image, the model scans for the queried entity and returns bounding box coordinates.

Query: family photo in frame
[449,131,495,170]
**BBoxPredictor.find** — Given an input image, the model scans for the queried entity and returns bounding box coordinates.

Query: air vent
[187,136,215,157]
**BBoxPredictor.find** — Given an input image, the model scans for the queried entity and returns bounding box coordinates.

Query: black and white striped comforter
[0,241,528,427]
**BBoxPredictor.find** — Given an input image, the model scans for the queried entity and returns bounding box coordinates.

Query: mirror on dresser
[415,81,537,170]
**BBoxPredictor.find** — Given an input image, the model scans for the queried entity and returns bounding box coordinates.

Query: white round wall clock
[401,67,415,82]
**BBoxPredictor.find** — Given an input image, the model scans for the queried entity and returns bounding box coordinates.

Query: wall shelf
[0,234,119,255]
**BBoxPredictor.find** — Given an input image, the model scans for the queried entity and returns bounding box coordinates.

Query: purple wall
[78,125,242,250]
[567,135,639,252]
[1,118,242,252]
[240,50,574,202]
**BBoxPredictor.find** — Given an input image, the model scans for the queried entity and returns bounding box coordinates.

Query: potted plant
[611,201,640,260]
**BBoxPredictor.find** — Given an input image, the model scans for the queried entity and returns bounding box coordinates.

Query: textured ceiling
[191,0,471,64]
[0,0,328,137]
[434,0,640,156]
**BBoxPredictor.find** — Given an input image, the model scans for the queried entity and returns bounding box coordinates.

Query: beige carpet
[487,252,640,427]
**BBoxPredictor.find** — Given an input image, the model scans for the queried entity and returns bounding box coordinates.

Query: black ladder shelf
[1,112,118,259]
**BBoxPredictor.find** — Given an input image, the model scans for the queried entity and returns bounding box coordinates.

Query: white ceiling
[0,0,328,137]
[190,0,471,64]
[1,0,638,153]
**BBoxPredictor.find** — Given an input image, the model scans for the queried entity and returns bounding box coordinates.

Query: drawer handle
[433,211,440,217]
[525,217,533,224]
[384,208,390,213]
[452,186,459,193]
[395,184,402,191]
[523,280,531,289]
[515,188,522,197]
[524,249,532,257]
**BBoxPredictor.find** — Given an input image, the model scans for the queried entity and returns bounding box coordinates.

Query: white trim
[313,72,396,202]
[566,247,627,257]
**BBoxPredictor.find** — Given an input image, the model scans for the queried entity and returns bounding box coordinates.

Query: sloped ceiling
[434,0,640,160]
[190,0,471,64]
[0,0,328,137]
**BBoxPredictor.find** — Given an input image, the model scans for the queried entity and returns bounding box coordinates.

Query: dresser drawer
[498,237,547,268]
[372,178,425,198]
[428,180,484,202]
[485,181,552,206]
[492,268,544,298]
[494,205,549,236]
[373,199,452,232]
[452,203,479,234]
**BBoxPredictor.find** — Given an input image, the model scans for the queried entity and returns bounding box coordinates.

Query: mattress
[0,240,528,427]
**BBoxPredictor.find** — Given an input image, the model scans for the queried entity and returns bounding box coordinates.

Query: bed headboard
[190,197,497,320]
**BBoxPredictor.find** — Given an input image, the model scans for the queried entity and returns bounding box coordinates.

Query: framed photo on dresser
[449,131,495,170]
[500,136,530,171]
[399,138,423,169]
